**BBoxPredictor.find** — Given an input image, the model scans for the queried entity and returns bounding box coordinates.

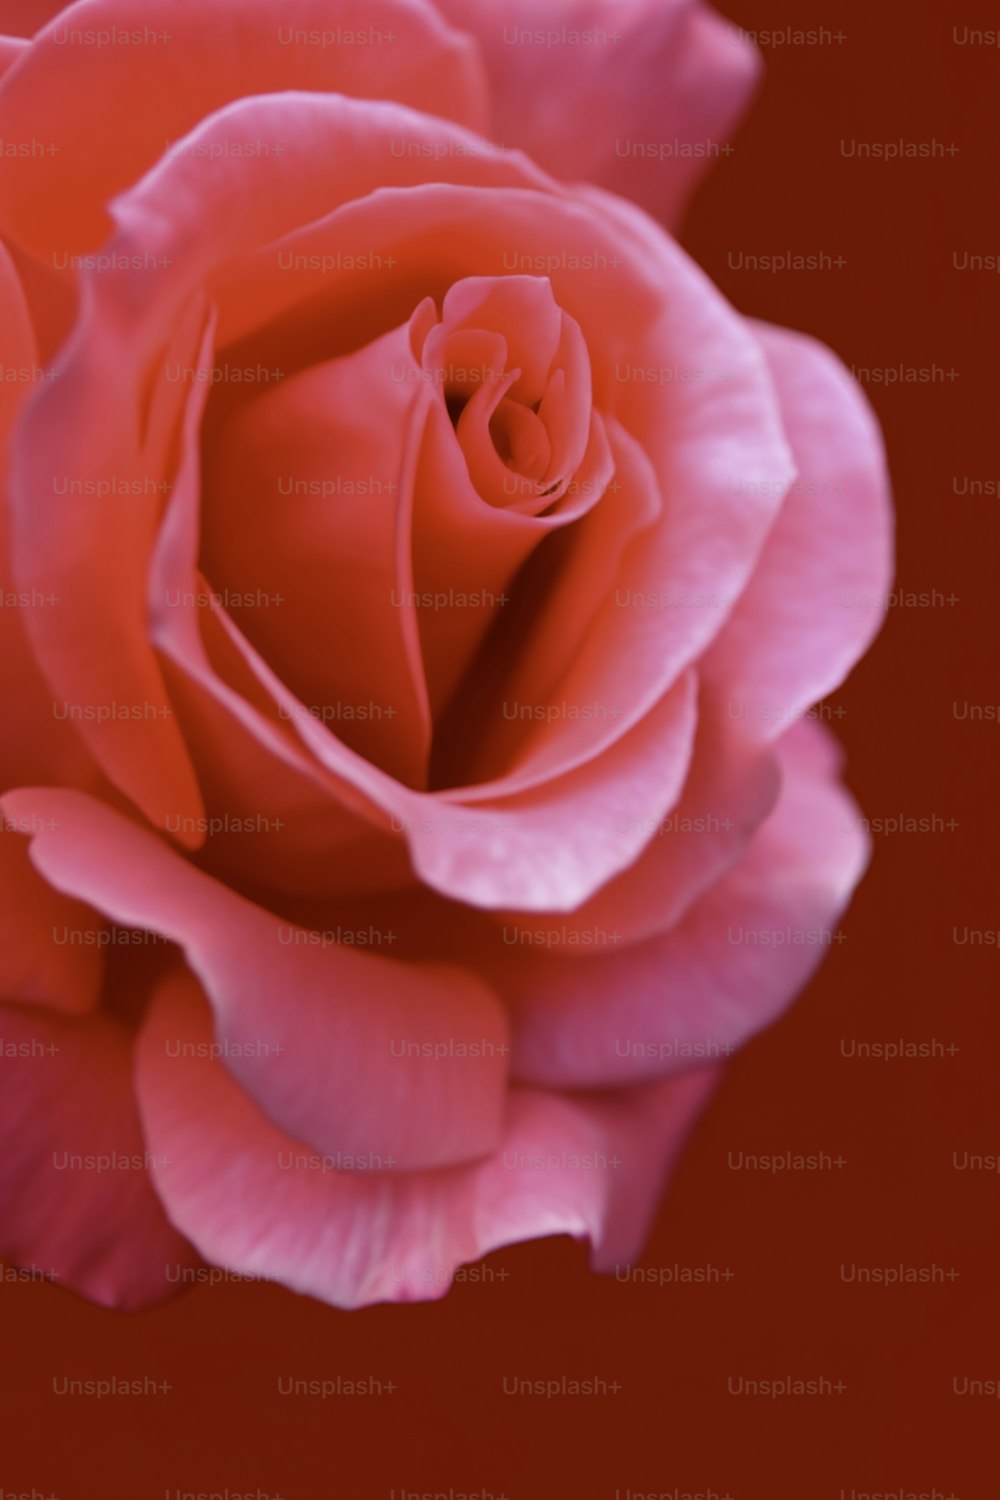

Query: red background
[3,1,998,1496]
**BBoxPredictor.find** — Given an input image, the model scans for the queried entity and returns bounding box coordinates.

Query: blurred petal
[0,239,94,791]
[0,831,103,1013]
[435,0,760,226]
[0,36,29,76]
[0,2,71,37]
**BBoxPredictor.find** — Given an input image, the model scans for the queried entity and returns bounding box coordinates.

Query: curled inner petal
[417,274,596,526]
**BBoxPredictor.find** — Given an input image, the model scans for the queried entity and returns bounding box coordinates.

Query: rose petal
[435,0,761,226]
[0,234,36,469]
[504,721,869,1088]
[8,286,208,839]
[156,588,415,903]
[0,831,103,1013]
[413,397,613,733]
[1,237,77,365]
[409,671,699,910]
[0,239,95,791]
[0,36,28,76]
[219,179,798,691]
[0,999,199,1308]
[458,420,664,785]
[2,787,512,1171]
[492,689,781,951]
[439,275,563,406]
[0,2,71,38]
[144,316,410,899]
[107,100,792,747]
[134,966,720,1307]
[146,603,699,912]
[12,94,791,912]
[702,322,894,736]
[7,95,548,831]
[0,0,489,256]
[201,324,435,787]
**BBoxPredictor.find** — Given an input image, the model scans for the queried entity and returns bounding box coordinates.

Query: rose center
[411,275,592,515]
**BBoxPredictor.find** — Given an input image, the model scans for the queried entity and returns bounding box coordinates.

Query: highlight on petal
[0,36,29,78]
[134,966,720,1307]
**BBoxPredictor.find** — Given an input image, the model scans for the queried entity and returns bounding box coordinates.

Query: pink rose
[0,0,891,1308]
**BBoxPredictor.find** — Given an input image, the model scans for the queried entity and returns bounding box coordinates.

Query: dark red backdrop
[4,1,998,1495]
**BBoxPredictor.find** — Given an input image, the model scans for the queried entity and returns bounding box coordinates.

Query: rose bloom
[0,0,890,1308]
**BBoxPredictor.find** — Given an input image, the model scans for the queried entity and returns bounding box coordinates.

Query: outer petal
[504,720,870,1089]
[1,788,511,1172]
[134,967,720,1307]
[0,0,489,257]
[435,0,760,226]
[0,999,199,1308]
[8,288,208,839]
[702,323,894,736]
